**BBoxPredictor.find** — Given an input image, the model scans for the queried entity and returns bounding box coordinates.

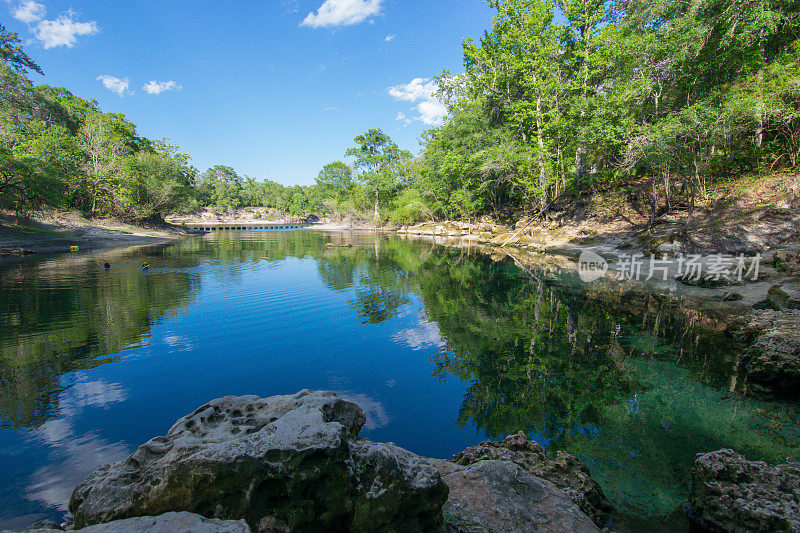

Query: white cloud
[388,78,448,126]
[142,80,182,95]
[301,0,382,28]
[385,33,395,42]
[97,75,131,97]
[34,11,99,48]
[26,378,129,512]
[11,0,45,23]
[391,320,446,350]
[334,392,389,430]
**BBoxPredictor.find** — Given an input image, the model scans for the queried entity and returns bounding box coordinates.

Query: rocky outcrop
[768,283,800,310]
[773,250,800,276]
[431,459,599,533]
[689,449,800,532]
[397,221,507,242]
[450,432,613,527]
[1,512,250,533]
[728,310,800,393]
[64,392,616,533]
[69,390,447,532]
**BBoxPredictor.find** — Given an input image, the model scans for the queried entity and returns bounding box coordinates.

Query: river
[1,230,798,531]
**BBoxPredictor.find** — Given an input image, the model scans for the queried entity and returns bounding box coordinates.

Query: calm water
[1,230,798,530]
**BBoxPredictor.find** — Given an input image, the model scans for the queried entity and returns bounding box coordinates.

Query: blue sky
[3,0,494,185]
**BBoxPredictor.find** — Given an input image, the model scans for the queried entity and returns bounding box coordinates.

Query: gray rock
[690,449,800,532]
[1,512,249,533]
[80,512,250,532]
[349,439,448,531]
[768,283,800,310]
[721,291,744,302]
[435,460,599,533]
[773,250,800,276]
[450,432,612,527]
[69,390,446,531]
[733,310,800,393]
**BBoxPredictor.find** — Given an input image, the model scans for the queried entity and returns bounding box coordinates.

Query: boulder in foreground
[431,459,600,533]
[1,512,249,533]
[450,431,613,527]
[69,390,447,532]
[690,449,800,532]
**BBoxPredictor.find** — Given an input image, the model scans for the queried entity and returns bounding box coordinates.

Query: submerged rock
[729,310,800,393]
[69,390,447,531]
[450,432,613,527]
[432,459,599,533]
[689,449,800,532]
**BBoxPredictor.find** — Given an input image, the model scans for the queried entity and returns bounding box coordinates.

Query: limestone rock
[349,439,448,531]
[690,449,800,532]
[451,432,612,527]
[1,512,250,533]
[69,390,446,531]
[768,283,800,310]
[436,460,599,533]
[732,310,800,393]
[773,250,800,276]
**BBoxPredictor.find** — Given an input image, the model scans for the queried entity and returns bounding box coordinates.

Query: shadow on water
[0,230,797,531]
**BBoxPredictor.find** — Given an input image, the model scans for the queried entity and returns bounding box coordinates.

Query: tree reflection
[0,249,199,429]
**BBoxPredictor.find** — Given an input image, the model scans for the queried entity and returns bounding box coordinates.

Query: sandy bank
[0,212,192,265]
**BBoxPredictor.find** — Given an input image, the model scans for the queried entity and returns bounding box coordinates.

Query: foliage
[0,24,43,75]
[0,147,64,214]
[1,1,799,225]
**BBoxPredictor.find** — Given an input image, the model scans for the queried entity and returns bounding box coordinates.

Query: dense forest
[2,0,799,225]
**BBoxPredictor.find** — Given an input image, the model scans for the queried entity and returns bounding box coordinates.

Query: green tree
[315,161,355,200]
[463,0,562,207]
[120,140,195,220]
[0,24,43,75]
[345,129,412,220]
[201,165,244,213]
[79,112,128,214]
[0,147,64,215]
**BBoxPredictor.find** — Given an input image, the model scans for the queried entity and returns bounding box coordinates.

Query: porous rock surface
[69,390,447,532]
[690,449,800,532]
[430,459,600,533]
[450,431,613,527]
[728,309,800,392]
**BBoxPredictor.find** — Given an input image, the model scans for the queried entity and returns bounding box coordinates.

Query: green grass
[0,224,75,238]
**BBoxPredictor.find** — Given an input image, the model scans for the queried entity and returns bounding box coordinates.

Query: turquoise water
[1,230,798,530]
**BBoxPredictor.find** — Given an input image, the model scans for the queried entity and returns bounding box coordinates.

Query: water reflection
[0,231,797,530]
[0,248,199,430]
[25,376,129,514]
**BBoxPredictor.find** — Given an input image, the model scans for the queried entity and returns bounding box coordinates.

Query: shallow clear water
[1,230,798,530]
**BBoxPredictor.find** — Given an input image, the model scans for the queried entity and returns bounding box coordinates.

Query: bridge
[185,223,314,232]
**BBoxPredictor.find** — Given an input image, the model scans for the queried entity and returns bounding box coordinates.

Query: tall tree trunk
[373,189,379,221]
[575,19,591,190]
[536,91,548,209]
[755,67,764,152]
[575,146,586,188]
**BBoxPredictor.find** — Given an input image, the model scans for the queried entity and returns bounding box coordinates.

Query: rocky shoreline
[5,390,798,532]
[397,223,800,398]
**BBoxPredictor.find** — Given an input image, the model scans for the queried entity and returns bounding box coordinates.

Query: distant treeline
[2,0,799,225]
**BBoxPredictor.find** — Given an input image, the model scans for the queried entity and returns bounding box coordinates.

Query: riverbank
[0,211,192,264]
